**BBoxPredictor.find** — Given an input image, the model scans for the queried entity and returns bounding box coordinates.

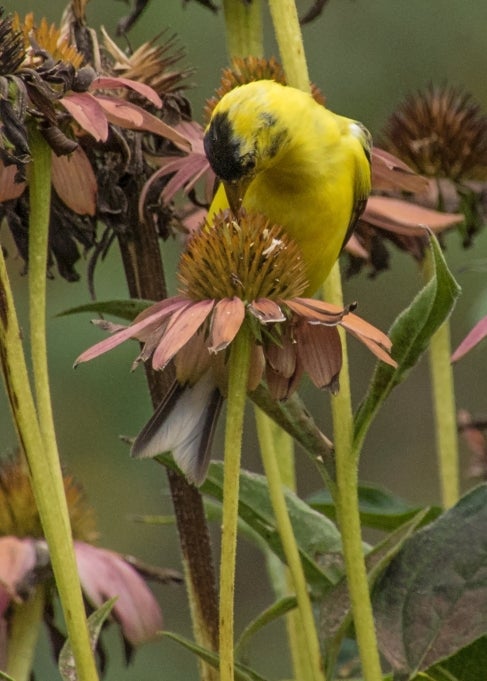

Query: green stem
[26,127,98,680]
[324,263,382,681]
[219,324,253,681]
[422,254,459,508]
[7,584,46,681]
[256,407,326,681]
[254,407,314,681]
[222,0,263,58]
[268,0,310,91]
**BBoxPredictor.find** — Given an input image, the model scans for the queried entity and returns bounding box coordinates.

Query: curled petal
[0,160,25,201]
[248,298,286,323]
[90,76,163,108]
[285,298,345,324]
[152,299,215,370]
[75,542,163,645]
[265,359,303,401]
[248,343,265,392]
[265,331,296,379]
[371,147,429,193]
[208,297,245,353]
[296,322,342,392]
[174,331,212,384]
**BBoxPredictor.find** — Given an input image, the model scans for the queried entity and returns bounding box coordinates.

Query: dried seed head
[178,210,309,302]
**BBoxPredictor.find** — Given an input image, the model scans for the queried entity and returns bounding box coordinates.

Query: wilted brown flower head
[381,84,487,182]
[76,210,395,484]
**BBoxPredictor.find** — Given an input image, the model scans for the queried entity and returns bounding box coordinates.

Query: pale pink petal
[371,147,429,193]
[174,331,212,383]
[285,298,345,324]
[208,297,245,353]
[95,96,191,150]
[296,323,342,392]
[452,316,487,362]
[341,313,397,367]
[248,299,286,323]
[152,299,215,370]
[90,76,162,108]
[0,160,25,201]
[74,297,188,366]
[60,93,109,141]
[345,234,370,260]
[0,537,38,616]
[51,146,97,216]
[363,196,463,235]
[75,542,163,645]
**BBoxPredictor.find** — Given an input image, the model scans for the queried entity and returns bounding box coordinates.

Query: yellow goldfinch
[204,79,372,295]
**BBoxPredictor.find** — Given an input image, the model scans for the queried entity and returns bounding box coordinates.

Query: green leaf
[58,598,117,681]
[353,232,461,450]
[56,298,153,321]
[0,672,15,680]
[235,596,297,658]
[426,636,487,681]
[200,462,344,594]
[308,483,440,531]
[373,485,487,679]
[163,631,271,681]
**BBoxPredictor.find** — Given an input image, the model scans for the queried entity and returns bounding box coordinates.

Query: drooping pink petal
[363,196,463,235]
[265,331,296,379]
[285,298,345,324]
[90,76,163,108]
[452,316,487,362]
[0,160,25,201]
[0,537,38,616]
[208,297,245,353]
[341,312,397,367]
[174,331,212,383]
[74,297,188,366]
[51,146,97,216]
[371,147,429,193]
[152,299,215,370]
[60,93,109,141]
[95,96,191,150]
[75,542,163,645]
[296,323,342,392]
[248,299,286,323]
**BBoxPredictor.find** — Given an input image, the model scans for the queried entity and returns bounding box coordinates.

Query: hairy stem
[255,407,325,681]
[422,253,459,508]
[324,263,383,681]
[219,324,252,681]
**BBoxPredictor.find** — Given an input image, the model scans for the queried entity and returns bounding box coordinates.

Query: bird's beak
[222,177,251,215]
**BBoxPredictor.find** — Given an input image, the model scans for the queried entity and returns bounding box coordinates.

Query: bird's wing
[340,121,373,252]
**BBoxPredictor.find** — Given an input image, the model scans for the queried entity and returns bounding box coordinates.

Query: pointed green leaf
[201,462,344,594]
[354,232,461,450]
[57,298,153,321]
[308,483,440,531]
[58,598,117,680]
[235,596,297,657]
[162,631,271,681]
[373,485,487,678]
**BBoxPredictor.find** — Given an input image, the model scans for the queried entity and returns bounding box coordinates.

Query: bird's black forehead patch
[204,111,248,182]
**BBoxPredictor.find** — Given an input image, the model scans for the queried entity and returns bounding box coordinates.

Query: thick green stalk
[7,585,46,681]
[222,0,263,58]
[256,407,326,681]
[324,263,383,681]
[219,324,253,681]
[422,253,459,508]
[26,127,98,680]
[268,0,310,91]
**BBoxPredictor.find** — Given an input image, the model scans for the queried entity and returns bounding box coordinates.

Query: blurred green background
[1,0,487,678]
